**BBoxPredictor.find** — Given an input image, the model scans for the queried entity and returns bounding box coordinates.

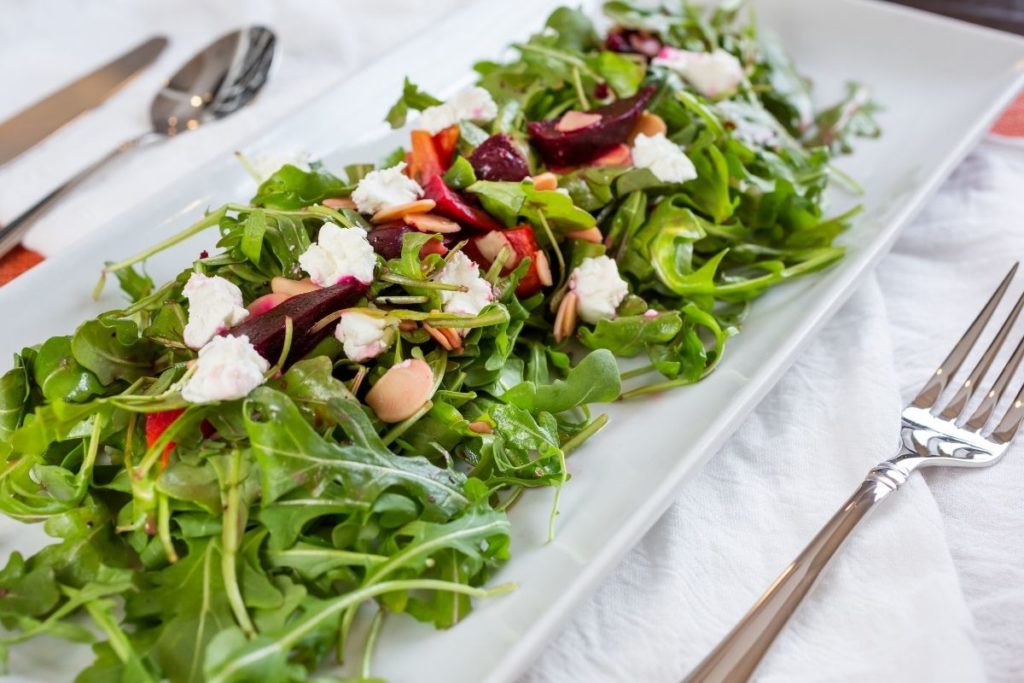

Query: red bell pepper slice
[409,130,444,185]
[146,408,186,467]
[432,125,460,170]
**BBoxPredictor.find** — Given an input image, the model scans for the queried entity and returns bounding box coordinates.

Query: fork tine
[965,324,1024,430]
[912,263,1019,409]
[940,285,1024,420]
[988,379,1024,443]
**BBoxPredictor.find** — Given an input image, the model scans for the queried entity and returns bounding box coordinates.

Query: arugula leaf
[244,389,469,518]
[0,357,29,442]
[467,180,595,232]
[250,164,351,210]
[502,349,621,413]
[72,319,159,386]
[32,337,105,403]
[385,77,443,129]
[579,312,684,357]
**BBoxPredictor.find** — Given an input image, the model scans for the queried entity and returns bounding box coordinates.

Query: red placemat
[2,92,1023,286]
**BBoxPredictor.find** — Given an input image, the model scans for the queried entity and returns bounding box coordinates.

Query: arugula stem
[380,272,467,291]
[381,400,434,446]
[547,448,567,543]
[561,414,609,455]
[620,364,656,381]
[207,579,516,683]
[266,316,294,377]
[222,448,256,637]
[157,492,178,563]
[373,295,429,305]
[536,213,567,290]
[572,67,591,111]
[360,608,386,679]
[97,206,228,297]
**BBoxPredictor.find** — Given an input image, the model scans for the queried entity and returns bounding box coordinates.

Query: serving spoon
[0,26,277,258]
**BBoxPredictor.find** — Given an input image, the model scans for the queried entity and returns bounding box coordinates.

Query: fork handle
[683,463,909,683]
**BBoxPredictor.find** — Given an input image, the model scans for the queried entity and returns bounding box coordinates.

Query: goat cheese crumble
[182,272,250,350]
[335,311,395,362]
[299,224,377,286]
[653,47,744,98]
[246,150,311,182]
[418,87,499,134]
[351,162,423,214]
[631,132,697,184]
[570,256,629,324]
[182,335,269,403]
[435,251,494,316]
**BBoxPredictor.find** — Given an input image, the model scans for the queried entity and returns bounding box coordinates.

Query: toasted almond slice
[247,292,290,317]
[323,197,357,210]
[531,172,559,191]
[398,320,419,332]
[439,326,464,352]
[474,231,511,263]
[629,111,668,143]
[422,322,454,351]
[554,291,579,343]
[534,250,553,287]
[271,276,321,296]
[556,111,602,133]
[365,359,435,423]
[403,212,460,234]
[371,199,436,224]
[468,421,493,434]
[566,227,602,243]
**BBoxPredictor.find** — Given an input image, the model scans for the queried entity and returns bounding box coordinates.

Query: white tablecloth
[1,2,1022,682]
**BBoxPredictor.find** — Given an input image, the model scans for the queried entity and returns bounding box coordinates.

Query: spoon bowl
[0,26,278,256]
[151,26,276,137]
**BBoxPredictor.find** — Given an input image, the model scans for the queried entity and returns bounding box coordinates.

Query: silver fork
[684,263,1024,683]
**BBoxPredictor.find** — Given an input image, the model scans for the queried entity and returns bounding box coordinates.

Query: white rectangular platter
[2,0,1024,680]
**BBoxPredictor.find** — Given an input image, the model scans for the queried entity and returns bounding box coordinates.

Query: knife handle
[0,132,158,258]
[682,463,908,683]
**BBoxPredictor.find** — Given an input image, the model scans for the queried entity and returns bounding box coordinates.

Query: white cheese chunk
[182,272,250,350]
[418,86,499,134]
[435,251,494,316]
[653,47,744,98]
[299,224,377,286]
[335,311,395,362]
[182,335,269,403]
[351,162,423,214]
[569,256,629,324]
[632,132,697,184]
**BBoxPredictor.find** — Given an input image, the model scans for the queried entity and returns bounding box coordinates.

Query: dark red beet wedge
[468,134,530,181]
[368,222,454,260]
[527,86,656,167]
[422,175,503,230]
[606,28,662,59]
[229,279,368,367]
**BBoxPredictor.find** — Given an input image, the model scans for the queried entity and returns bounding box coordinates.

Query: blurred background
[887,0,1024,33]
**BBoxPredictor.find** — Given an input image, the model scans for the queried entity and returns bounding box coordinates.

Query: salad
[0,2,878,681]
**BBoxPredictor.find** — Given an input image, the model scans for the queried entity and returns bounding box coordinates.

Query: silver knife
[0,36,168,167]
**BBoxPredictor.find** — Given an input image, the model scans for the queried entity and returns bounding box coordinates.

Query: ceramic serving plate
[3,0,1024,680]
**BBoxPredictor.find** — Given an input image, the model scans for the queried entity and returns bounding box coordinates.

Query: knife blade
[0,36,168,167]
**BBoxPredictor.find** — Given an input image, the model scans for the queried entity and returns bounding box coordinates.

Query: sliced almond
[629,111,668,143]
[553,291,579,343]
[371,199,436,224]
[403,212,460,234]
[531,172,559,192]
[271,276,321,296]
[556,111,602,133]
[474,231,511,263]
[566,227,602,243]
[439,326,464,352]
[247,292,290,317]
[468,421,493,434]
[422,322,454,351]
[365,358,435,423]
[398,320,419,332]
[323,197,357,210]
[534,250,553,287]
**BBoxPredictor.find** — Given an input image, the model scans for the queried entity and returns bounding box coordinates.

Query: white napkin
[3,2,1023,681]
[524,140,1024,683]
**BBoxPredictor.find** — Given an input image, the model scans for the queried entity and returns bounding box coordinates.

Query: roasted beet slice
[229,279,368,367]
[422,176,503,230]
[527,86,656,167]
[606,27,662,59]
[468,134,530,182]
[368,222,454,260]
